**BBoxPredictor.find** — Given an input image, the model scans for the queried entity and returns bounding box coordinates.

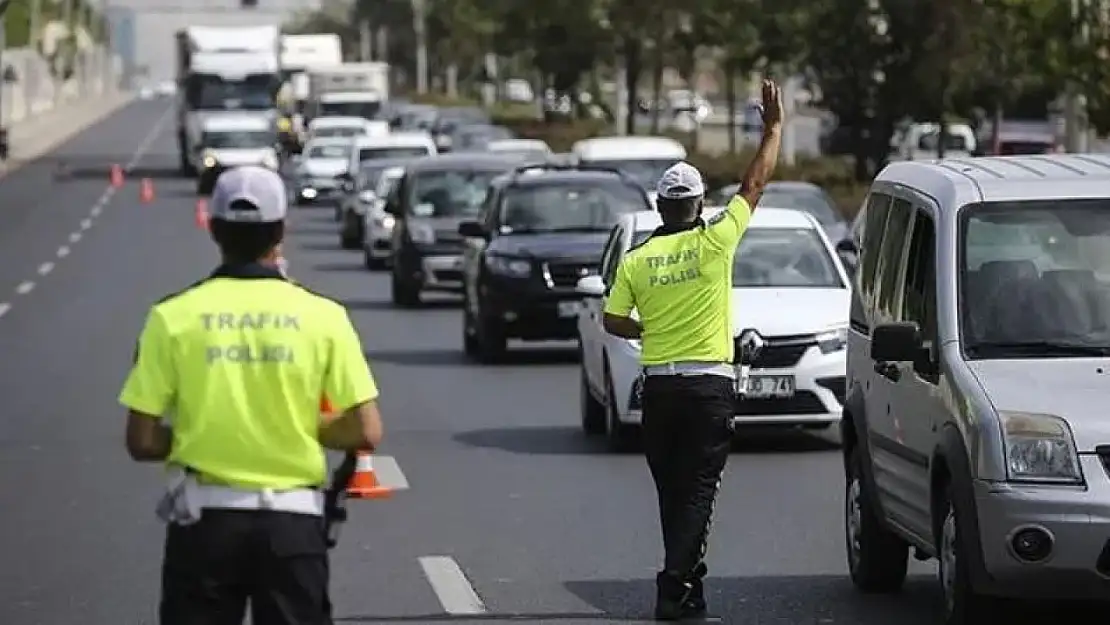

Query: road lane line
[372,455,410,491]
[418,556,487,616]
[126,105,175,171]
[90,205,102,217]
[15,281,34,295]
[57,246,69,258]
[37,262,54,276]
[69,232,81,243]
[0,303,9,318]
[80,218,92,230]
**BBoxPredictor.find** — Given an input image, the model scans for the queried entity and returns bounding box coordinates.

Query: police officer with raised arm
[602,80,784,621]
[120,165,384,625]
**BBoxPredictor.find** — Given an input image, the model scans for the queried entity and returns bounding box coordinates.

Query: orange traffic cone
[139,178,155,203]
[346,452,393,499]
[109,164,124,188]
[194,198,209,230]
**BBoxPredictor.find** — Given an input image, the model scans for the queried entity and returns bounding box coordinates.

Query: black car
[430,107,491,152]
[458,164,653,361]
[384,153,535,307]
[338,158,413,250]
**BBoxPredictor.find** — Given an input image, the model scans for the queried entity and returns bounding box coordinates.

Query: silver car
[844,154,1110,624]
[291,138,352,206]
[361,165,407,269]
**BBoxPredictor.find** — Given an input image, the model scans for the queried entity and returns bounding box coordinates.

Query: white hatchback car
[576,207,851,449]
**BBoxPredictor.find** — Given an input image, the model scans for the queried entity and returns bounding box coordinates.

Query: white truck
[175,25,282,175]
[279,33,343,142]
[305,62,390,123]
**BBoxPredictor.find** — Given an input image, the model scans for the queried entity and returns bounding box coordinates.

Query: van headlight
[485,254,531,277]
[261,151,279,170]
[816,326,848,353]
[1001,411,1082,483]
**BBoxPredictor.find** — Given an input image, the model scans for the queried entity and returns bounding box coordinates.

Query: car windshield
[962,200,1110,357]
[360,146,431,161]
[306,144,348,159]
[319,101,380,119]
[760,187,841,225]
[499,181,648,233]
[408,169,505,217]
[733,228,843,288]
[581,158,680,190]
[203,130,274,149]
[313,127,362,138]
[357,165,388,190]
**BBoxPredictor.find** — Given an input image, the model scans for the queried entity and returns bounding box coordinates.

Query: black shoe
[654,571,691,621]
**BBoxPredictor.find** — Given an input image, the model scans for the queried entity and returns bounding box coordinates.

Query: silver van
[842,154,1110,623]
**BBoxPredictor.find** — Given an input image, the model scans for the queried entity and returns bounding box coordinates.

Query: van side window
[857,193,892,309]
[600,226,625,286]
[901,210,938,381]
[874,199,914,323]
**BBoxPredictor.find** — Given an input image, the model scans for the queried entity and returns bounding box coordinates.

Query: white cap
[209,166,288,223]
[655,161,705,200]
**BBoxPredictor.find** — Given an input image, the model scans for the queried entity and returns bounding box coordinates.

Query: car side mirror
[576,274,606,298]
[458,221,487,238]
[358,190,377,204]
[836,238,859,268]
[871,322,922,362]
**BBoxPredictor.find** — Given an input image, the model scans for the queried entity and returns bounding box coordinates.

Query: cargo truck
[305,62,390,123]
[279,33,343,152]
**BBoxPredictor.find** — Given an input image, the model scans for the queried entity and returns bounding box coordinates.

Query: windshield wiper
[967,340,1110,357]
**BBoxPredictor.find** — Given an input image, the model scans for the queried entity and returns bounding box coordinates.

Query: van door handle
[874,361,901,382]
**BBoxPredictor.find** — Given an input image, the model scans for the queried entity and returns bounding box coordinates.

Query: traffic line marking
[37,262,54,276]
[16,281,34,295]
[69,232,81,243]
[419,556,487,616]
[56,246,69,258]
[0,303,9,318]
[80,218,92,230]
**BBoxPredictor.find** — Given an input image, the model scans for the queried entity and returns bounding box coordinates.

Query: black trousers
[641,374,734,593]
[161,509,332,625]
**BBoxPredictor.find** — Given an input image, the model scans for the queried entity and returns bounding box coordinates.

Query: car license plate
[745,375,795,399]
[557,301,581,318]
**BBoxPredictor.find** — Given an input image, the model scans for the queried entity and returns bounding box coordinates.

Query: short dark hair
[209,201,284,264]
[656,196,701,223]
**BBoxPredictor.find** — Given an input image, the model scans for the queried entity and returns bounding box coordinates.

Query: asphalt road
[0,99,1088,625]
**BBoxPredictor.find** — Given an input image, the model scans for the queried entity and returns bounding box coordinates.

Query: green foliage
[4,0,106,49]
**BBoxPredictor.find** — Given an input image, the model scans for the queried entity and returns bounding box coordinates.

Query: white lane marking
[56,246,70,258]
[37,262,54,276]
[90,205,102,217]
[69,232,81,243]
[418,556,487,616]
[0,303,9,318]
[80,218,92,230]
[371,455,410,491]
[15,281,34,295]
[126,105,174,170]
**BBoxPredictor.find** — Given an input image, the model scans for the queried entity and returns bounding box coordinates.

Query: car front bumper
[972,454,1110,599]
[296,180,341,204]
[483,279,585,341]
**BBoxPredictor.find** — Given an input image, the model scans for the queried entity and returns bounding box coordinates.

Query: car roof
[406,152,527,173]
[353,132,434,147]
[310,116,369,127]
[487,139,551,151]
[504,168,632,187]
[305,136,352,147]
[766,180,822,192]
[876,154,1110,209]
[572,136,686,160]
[358,157,415,169]
[626,207,820,233]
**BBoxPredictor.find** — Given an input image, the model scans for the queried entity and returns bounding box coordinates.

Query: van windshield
[203,130,274,149]
[583,158,680,190]
[962,199,1110,357]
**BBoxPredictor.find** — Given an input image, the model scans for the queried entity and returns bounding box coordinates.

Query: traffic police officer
[602,80,784,621]
[120,165,384,625]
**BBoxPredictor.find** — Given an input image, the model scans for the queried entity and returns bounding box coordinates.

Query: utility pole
[0,0,11,159]
[411,0,427,93]
[358,18,371,61]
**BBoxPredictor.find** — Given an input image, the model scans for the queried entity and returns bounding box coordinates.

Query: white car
[306,116,388,142]
[576,207,851,449]
[292,137,352,205]
[486,138,552,160]
[570,135,686,202]
[361,165,406,269]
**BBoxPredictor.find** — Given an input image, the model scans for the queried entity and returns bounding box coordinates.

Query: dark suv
[458,164,653,361]
[384,153,532,307]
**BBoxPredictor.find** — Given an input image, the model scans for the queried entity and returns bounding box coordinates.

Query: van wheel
[938,484,999,624]
[845,446,909,593]
[580,362,605,435]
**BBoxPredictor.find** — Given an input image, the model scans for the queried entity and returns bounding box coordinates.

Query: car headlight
[380,214,395,230]
[202,152,217,169]
[261,151,279,169]
[1000,411,1082,483]
[816,326,848,354]
[485,255,532,277]
[408,223,435,245]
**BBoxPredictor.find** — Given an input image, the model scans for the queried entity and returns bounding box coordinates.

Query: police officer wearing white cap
[602,81,784,621]
[121,166,384,625]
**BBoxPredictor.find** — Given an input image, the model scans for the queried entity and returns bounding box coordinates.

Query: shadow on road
[290,224,340,237]
[730,428,841,453]
[364,348,467,367]
[343,298,458,311]
[313,261,366,273]
[453,426,606,456]
[298,241,341,252]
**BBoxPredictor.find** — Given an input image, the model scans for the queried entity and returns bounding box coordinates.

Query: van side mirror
[458,221,487,238]
[576,274,606,297]
[871,322,921,362]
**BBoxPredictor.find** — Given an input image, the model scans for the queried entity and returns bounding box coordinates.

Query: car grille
[733,334,815,369]
[735,391,826,415]
[545,261,598,288]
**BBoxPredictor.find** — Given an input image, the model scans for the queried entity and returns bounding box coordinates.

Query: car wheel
[476,314,507,364]
[845,445,909,593]
[340,220,361,250]
[604,364,634,452]
[579,355,605,435]
[938,483,999,624]
[390,271,420,308]
[462,299,480,360]
[364,249,386,270]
